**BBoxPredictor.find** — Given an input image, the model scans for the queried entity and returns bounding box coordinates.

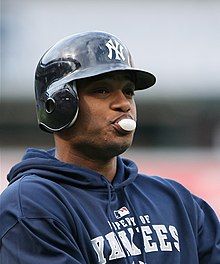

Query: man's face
[62,71,137,160]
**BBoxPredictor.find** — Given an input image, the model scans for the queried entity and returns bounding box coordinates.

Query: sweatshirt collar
[7,148,138,190]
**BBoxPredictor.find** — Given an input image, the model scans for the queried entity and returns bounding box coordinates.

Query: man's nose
[110,91,131,112]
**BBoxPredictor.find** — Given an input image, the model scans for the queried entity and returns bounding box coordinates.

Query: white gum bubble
[118,119,136,131]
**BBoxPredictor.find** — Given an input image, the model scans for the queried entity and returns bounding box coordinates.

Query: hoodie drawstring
[106,181,113,220]
[103,179,132,263]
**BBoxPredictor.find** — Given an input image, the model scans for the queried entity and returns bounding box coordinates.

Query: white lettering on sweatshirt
[91,215,180,263]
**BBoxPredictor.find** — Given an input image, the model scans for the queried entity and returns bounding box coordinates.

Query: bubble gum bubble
[118,119,136,131]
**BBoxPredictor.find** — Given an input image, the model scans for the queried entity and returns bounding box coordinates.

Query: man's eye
[125,89,135,97]
[95,88,109,94]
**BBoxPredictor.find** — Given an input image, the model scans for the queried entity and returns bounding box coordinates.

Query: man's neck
[55,144,117,182]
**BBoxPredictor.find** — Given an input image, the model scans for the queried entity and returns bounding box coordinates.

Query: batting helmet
[35,31,156,133]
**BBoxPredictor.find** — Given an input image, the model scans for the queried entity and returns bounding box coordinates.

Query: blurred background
[1,0,220,216]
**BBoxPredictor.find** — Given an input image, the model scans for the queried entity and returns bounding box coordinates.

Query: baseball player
[0,31,219,263]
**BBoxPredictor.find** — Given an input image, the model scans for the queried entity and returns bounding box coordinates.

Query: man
[0,31,219,263]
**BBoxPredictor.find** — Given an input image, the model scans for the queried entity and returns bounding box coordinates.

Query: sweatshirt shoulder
[136,174,199,212]
[136,174,219,223]
[1,175,66,231]
[137,173,191,194]
[1,174,80,240]
[0,176,25,238]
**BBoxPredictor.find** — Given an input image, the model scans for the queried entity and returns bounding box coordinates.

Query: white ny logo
[105,39,125,61]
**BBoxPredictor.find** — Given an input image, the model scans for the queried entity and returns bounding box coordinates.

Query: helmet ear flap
[38,82,79,133]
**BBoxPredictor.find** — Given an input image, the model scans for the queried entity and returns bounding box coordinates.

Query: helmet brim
[56,63,156,91]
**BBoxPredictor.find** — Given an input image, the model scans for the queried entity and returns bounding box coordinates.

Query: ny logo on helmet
[105,39,125,61]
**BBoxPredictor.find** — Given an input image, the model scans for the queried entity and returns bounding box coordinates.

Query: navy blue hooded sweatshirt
[0,148,220,263]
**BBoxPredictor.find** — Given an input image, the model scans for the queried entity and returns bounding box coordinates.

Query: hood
[7,148,138,190]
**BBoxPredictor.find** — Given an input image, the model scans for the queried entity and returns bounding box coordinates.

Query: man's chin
[70,134,133,160]
[100,141,132,159]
